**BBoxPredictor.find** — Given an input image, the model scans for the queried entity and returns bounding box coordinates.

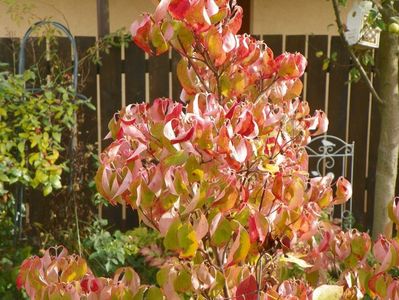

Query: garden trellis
[305,135,355,227]
[15,21,88,250]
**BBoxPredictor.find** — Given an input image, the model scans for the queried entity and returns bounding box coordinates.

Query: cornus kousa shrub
[17,1,399,299]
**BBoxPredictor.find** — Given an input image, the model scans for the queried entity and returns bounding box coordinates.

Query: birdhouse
[344,0,380,48]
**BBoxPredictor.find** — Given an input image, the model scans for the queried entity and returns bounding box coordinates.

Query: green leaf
[177,223,198,258]
[164,150,188,166]
[145,287,163,300]
[211,215,233,247]
[156,268,169,287]
[43,185,53,196]
[164,219,181,252]
[173,269,192,293]
[52,132,61,143]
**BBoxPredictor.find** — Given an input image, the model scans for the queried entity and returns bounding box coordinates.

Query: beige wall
[0,0,354,37]
[252,0,354,35]
[0,0,156,37]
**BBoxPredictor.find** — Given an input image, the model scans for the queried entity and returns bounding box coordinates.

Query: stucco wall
[0,0,156,37]
[252,0,354,35]
[0,0,354,37]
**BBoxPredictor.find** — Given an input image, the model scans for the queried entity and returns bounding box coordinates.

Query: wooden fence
[0,34,390,232]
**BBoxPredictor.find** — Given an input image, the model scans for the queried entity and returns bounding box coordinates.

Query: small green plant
[83,219,164,284]
[0,68,92,197]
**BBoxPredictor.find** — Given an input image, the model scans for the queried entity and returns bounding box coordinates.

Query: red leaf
[236,275,258,300]
[130,16,153,54]
[227,5,243,34]
[168,0,191,19]
[171,126,195,144]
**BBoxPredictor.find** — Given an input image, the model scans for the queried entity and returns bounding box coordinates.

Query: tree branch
[331,0,384,105]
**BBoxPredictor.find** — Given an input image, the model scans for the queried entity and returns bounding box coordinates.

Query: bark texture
[372,25,399,238]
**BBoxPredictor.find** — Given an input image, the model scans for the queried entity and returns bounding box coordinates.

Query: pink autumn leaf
[373,236,398,272]
[307,110,329,136]
[275,52,307,79]
[193,213,209,240]
[206,0,219,16]
[235,111,258,138]
[222,31,236,53]
[148,165,163,195]
[172,126,195,144]
[227,5,243,34]
[333,176,352,205]
[230,138,247,163]
[130,15,153,55]
[154,0,171,22]
[159,212,178,236]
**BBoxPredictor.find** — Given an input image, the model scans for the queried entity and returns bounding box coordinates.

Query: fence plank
[75,37,97,147]
[171,50,181,100]
[349,79,371,231]
[306,35,328,111]
[125,43,146,104]
[99,45,122,149]
[149,53,169,100]
[285,35,305,55]
[99,44,123,229]
[327,36,349,140]
[56,37,72,74]
[262,35,283,56]
[0,38,18,73]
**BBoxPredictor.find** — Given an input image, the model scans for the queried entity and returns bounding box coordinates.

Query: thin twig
[331,0,383,104]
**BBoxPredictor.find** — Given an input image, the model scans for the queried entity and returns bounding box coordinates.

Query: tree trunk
[372,26,399,238]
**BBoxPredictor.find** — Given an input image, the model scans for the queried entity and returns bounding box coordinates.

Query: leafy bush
[83,219,163,283]
[0,69,92,197]
[17,1,399,299]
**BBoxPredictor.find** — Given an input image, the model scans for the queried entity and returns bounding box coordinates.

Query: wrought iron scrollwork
[305,135,355,227]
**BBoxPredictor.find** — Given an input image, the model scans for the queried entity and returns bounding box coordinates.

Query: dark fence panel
[149,53,169,100]
[125,43,146,104]
[1,33,386,232]
[306,35,328,111]
[349,79,371,230]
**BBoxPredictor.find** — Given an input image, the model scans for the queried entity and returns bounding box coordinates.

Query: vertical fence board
[56,37,72,73]
[171,50,181,100]
[99,45,121,149]
[367,50,381,233]
[349,80,371,230]
[326,37,351,220]
[262,35,283,56]
[99,45,123,229]
[0,38,17,72]
[285,35,306,55]
[125,43,146,104]
[327,37,349,140]
[75,37,98,146]
[124,44,145,229]
[306,35,328,110]
[149,53,169,100]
